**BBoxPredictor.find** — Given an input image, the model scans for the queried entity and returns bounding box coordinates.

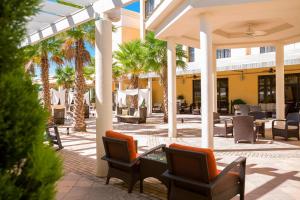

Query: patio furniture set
[214,110,300,142]
[102,130,246,200]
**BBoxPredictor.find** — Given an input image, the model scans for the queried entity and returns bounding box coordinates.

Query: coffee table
[140,145,168,193]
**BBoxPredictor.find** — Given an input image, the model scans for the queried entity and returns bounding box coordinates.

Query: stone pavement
[56,113,300,200]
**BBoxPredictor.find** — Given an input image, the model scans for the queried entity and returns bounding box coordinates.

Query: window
[145,0,155,18]
[285,73,300,112]
[260,46,275,54]
[192,79,201,104]
[258,75,276,103]
[188,47,195,62]
[216,49,231,59]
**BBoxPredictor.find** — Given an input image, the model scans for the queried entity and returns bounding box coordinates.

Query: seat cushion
[106,130,137,161]
[169,143,218,180]
[274,124,298,130]
[214,123,233,128]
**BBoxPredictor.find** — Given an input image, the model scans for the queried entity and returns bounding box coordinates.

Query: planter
[139,107,147,123]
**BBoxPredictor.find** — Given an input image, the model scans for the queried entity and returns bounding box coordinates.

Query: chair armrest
[162,170,211,189]
[101,156,138,168]
[272,119,287,128]
[137,144,166,158]
[211,157,246,187]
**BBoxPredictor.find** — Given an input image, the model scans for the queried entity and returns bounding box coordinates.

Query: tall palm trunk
[41,53,52,123]
[161,65,168,123]
[73,39,86,131]
[129,75,139,108]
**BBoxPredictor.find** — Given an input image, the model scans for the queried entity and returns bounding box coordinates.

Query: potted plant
[231,99,246,113]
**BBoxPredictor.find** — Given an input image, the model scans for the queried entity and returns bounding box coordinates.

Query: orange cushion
[106,130,137,161]
[169,143,218,180]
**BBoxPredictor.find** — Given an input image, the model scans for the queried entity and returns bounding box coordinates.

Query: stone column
[95,18,112,177]
[200,15,214,148]
[148,77,152,116]
[140,0,145,40]
[167,40,177,138]
[275,43,285,119]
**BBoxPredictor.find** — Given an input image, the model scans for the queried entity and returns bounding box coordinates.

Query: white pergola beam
[23,0,136,46]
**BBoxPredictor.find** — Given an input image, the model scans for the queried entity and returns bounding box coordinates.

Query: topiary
[232,99,247,105]
[0,1,62,199]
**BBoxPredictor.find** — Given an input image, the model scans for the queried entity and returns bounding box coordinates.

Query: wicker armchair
[233,116,256,143]
[46,124,63,149]
[272,112,300,141]
[163,145,246,200]
[213,112,233,137]
[102,131,164,193]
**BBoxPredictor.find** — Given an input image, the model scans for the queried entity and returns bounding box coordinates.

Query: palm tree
[55,65,75,110]
[144,32,187,122]
[114,40,148,108]
[24,37,64,122]
[62,21,94,131]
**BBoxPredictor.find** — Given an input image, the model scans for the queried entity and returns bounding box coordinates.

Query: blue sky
[42,1,140,77]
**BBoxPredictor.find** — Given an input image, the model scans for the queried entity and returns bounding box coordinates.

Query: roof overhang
[146,0,300,48]
[23,0,137,46]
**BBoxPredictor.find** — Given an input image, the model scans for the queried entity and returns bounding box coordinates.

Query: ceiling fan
[244,24,267,37]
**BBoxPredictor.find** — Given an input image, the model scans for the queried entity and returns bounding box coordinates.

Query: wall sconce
[236,70,245,81]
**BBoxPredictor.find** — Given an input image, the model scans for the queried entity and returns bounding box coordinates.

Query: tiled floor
[56,113,300,200]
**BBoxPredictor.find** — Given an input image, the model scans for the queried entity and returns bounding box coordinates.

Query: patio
[56,114,300,200]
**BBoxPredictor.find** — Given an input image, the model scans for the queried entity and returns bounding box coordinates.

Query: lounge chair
[163,144,246,200]
[233,116,256,143]
[102,130,163,193]
[213,112,233,137]
[272,112,300,140]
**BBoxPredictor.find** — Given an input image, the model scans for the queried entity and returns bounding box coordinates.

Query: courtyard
[56,114,300,200]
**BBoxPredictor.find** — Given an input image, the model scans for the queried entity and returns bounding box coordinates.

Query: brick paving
[56,114,300,200]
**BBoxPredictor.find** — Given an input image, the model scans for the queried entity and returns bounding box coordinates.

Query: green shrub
[0,1,62,199]
[232,99,247,105]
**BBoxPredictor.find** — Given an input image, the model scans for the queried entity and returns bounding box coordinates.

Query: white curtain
[117,90,127,106]
[84,92,90,105]
[125,89,139,96]
[51,89,60,105]
[138,89,149,107]
[68,91,74,105]
[58,88,66,106]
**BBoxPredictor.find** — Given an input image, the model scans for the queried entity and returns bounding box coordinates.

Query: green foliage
[55,65,75,89]
[0,0,62,199]
[114,40,148,76]
[232,99,247,105]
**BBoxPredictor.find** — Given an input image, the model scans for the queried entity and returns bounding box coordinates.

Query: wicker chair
[272,112,300,141]
[46,124,63,149]
[213,112,233,137]
[233,116,256,143]
[163,146,246,200]
[102,132,164,193]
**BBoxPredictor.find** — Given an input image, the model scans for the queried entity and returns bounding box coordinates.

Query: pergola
[143,0,300,148]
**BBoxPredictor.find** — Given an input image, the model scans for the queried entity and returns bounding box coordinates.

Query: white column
[212,46,217,113]
[95,18,112,177]
[167,40,177,138]
[148,77,152,116]
[200,15,214,148]
[140,0,145,40]
[275,43,285,119]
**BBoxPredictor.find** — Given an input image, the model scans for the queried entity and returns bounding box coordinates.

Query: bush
[232,99,247,105]
[0,1,62,199]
